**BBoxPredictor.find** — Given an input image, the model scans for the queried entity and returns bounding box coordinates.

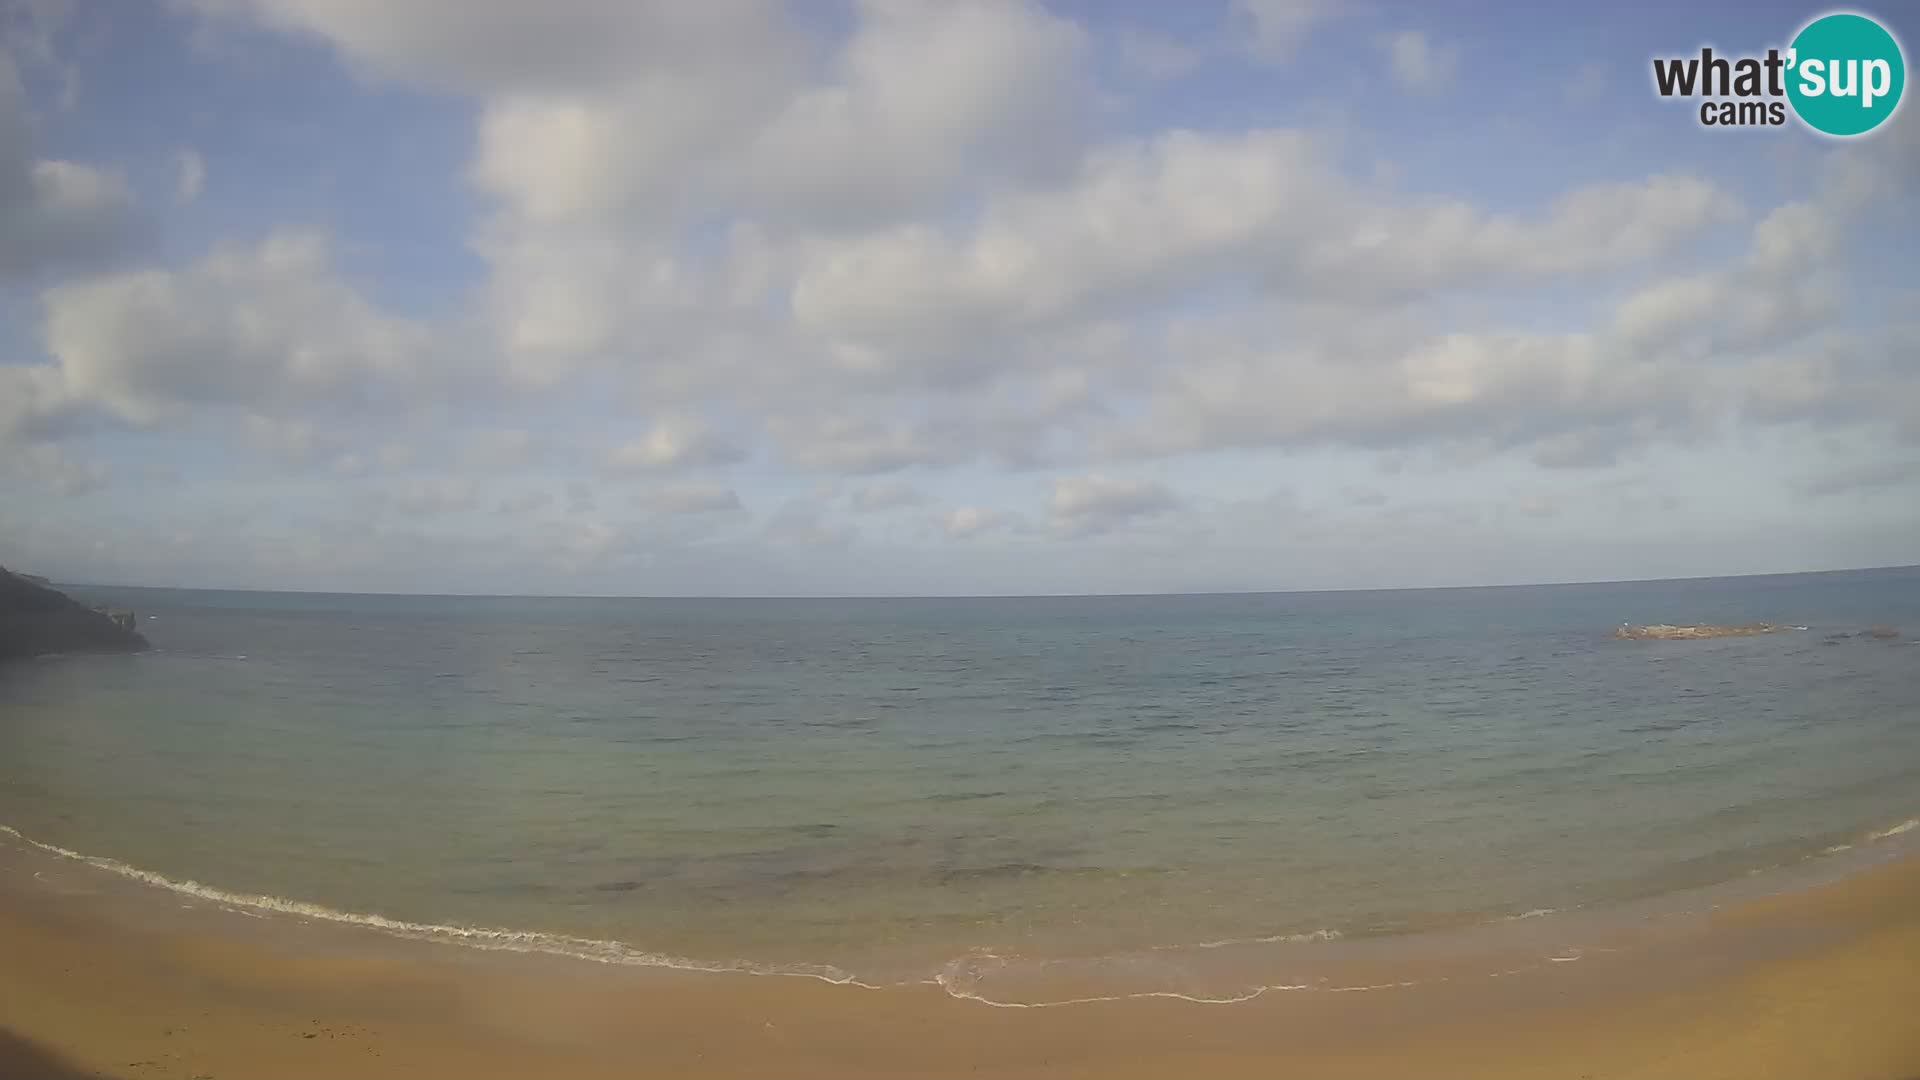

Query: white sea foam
[1185,927,1343,950]
[10,815,1913,1010]
[1501,907,1558,921]
[932,952,1312,1008]
[939,981,1310,1008]
[1868,818,1918,841]
[0,824,874,988]
[5,823,1330,1007]
[1326,979,1421,992]
[1813,817,1917,858]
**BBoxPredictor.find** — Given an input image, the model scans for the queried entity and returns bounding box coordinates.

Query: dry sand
[3,838,1919,1080]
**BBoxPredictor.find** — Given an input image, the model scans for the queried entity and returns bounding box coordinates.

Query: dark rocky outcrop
[1865,626,1901,640]
[0,566,149,661]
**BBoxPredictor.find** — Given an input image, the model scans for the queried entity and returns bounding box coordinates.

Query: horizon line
[41,561,1920,603]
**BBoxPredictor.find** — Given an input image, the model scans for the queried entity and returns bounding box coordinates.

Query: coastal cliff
[0,567,149,661]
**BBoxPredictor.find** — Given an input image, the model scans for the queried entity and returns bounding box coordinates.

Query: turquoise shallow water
[2,568,1917,996]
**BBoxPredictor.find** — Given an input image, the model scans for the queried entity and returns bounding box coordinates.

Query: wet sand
[3,839,1919,1080]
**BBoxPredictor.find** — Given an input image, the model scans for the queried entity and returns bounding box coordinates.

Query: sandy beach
[3,834,1918,1080]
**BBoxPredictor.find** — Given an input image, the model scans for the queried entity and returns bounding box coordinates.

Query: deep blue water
[2,567,1917,994]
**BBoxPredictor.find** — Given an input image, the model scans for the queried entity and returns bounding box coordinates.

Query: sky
[2,0,1917,597]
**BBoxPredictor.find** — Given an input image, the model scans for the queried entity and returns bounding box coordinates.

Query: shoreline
[5,829,1920,1078]
[4,816,1916,1009]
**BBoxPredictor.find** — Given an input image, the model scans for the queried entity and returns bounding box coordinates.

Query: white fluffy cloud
[607,417,746,471]
[0,363,81,443]
[1049,475,1179,535]
[1098,200,1907,469]
[0,52,139,279]
[451,0,1090,401]
[789,131,1736,371]
[740,0,1085,224]
[1235,0,1334,61]
[6,2,1917,592]
[940,505,1015,539]
[32,230,433,425]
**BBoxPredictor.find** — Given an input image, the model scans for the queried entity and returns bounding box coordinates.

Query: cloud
[1110,313,1754,468]
[31,229,435,425]
[173,148,205,203]
[0,363,84,444]
[12,4,1919,594]
[940,505,1013,539]
[763,496,853,548]
[1384,31,1457,92]
[1234,0,1332,62]
[738,0,1086,225]
[772,414,949,474]
[634,483,744,514]
[1512,495,1559,520]
[173,4,1084,412]
[493,489,554,516]
[6,442,109,495]
[242,413,341,466]
[214,0,1090,225]
[1796,460,1920,498]
[606,417,745,471]
[1114,28,1203,81]
[1049,474,1178,535]
[184,0,794,96]
[848,480,925,511]
[453,0,1090,393]
[170,0,1790,487]
[1080,149,1917,470]
[789,130,1738,373]
[461,428,536,469]
[0,51,140,280]
[368,476,482,517]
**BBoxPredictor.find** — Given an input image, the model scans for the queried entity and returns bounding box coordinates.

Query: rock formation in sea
[1612,623,1783,640]
[0,566,149,661]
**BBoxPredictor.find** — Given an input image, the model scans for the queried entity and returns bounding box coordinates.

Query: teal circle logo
[1787,13,1905,136]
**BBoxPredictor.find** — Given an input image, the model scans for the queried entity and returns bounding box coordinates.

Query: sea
[3,566,1917,1005]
